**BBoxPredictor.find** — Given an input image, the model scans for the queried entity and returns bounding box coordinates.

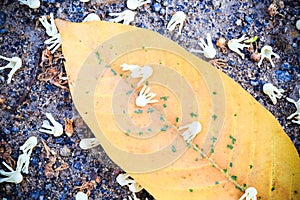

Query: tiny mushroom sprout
[135,85,158,107]
[178,121,202,144]
[108,10,136,25]
[228,35,250,59]
[39,13,58,37]
[0,161,23,184]
[286,89,300,125]
[18,136,38,174]
[39,113,64,137]
[82,13,101,22]
[44,33,62,54]
[238,187,258,200]
[16,153,31,174]
[127,0,151,10]
[79,138,100,150]
[19,136,38,155]
[167,11,186,35]
[120,64,153,87]
[257,45,279,68]
[0,55,22,84]
[75,191,88,200]
[263,83,284,105]
[190,33,217,59]
[39,13,62,54]
[116,173,143,200]
[18,0,40,9]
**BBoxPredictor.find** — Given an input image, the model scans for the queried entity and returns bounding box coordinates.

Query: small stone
[275,70,292,82]
[0,11,6,27]
[60,145,71,157]
[296,19,300,30]
[244,15,253,24]
[152,3,162,12]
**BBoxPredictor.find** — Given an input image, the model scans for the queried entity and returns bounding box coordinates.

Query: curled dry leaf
[74,181,96,196]
[56,19,300,200]
[0,141,16,169]
[64,118,74,137]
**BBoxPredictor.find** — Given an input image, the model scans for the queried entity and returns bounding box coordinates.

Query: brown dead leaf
[64,118,74,137]
[0,141,16,168]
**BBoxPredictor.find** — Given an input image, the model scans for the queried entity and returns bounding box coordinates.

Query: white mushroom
[286,90,300,125]
[116,173,143,199]
[39,13,58,37]
[20,136,38,155]
[108,10,136,25]
[39,113,64,137]
[228,35,250,59]
[82,13,101,22]
[0,161,23,184]
[75,191,88,200]
[135,85,158,107]
[44,33,62,54]
[167,11,186,35]
[127,0,151,10]
[79,138,100,150]
[258,45,279,67]
[239,187,258,200]
[16,153,31,174]
[18,0,40,9]
[0,55,22,84]
[178,121,202,144]
[120,64,153,87]
[263,83,284,105]
[190,33,217,59]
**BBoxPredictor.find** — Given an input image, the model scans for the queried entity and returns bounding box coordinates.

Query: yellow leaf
[55,19,300,200]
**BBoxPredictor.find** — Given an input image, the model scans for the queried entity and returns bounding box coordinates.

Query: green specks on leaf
[213,91,217,95]
[138,132,143,135]
[171,145,176,152]
[190,112,198,118]
[163,103,167,108]
[229,135,236,144]
[229,162,233,167]
[161,125,168,132]
[160,96,168,101]
[195,158,199,161]
[96,51,102,64]
[243,183,247,188]
[231,176,237,181]
[160,115,166,122]
[147,108,154,113]
[223,169,227,173]
[85,91,89,94]
[234,114,237,117]
[176,117,179,123]
[148,128,152,132]
[210,147,214,154]
[126,90,133,95]
[271,187,275,191]
[211,136,217,143]
[111,68,117,76]
[227,144,234,149]
[249,165,253,169]
[145,81,149,86]
[189,188,193,192]
[134,109,143,114]
[131,84,134,88]
[215,181,219,185]
[212,114,217,120]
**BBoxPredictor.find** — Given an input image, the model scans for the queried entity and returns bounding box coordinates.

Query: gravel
[0,0,299,199]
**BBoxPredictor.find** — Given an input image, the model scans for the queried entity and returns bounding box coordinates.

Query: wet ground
[0,0,299,199]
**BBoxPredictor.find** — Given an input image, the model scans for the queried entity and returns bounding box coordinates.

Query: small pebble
[0,11,6,27]
[60,145,71,157]
[152,3,162,12]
